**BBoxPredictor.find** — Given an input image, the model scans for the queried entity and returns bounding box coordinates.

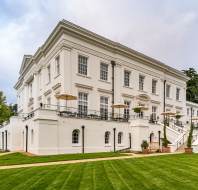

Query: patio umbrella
[55,93,77,110]
[161,112,176,116]
[135,105,149,111]
[192,117,198,121]
[112,104,128,118]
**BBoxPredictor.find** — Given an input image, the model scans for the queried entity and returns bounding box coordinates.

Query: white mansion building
[0,20,198,155]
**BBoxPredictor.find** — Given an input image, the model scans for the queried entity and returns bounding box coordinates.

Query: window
[152,79,157,94]
[105,131,110,144]
[124,101,130,119]
[46,97,51,108]
[31,129,34,145]
[55,56,60,76]
[100,63,108,81]
[100,96,108,119]
[78,55,88,75]
[38,70,42,90]
[47,65,51,83]
[78,92,88,115]
[152,106,157,121]
[166,84,171,98]
[187,108,189,116]
[176,88,180,101]
[118,132,123,144]
[29,82,33,98]
[124,70,130,87]
[139,75,145,91]
[72,129,79,144]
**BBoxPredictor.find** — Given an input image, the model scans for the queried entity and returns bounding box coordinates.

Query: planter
[142,148,150,154]
[185,147,193,154]
[162,146,171,153]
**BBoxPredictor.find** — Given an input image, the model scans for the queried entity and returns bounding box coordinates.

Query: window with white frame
[139,75,145,91]
[38,70,42,90]
[176,88,180,101]
[55,56,60,76]
[47,64,51,83]
[29,82,33,98]
[118,132,123,144]
[46,97,51,108]
[100,96,108,119]
[166,84,171,98]
[124,101,130,119]
[78,55,88,75]
[187,108,189,116]
[152,79,157,94]
[124,70,130,87]
[105,131,110,144]
[100,63,108,81]
[78,92,88,115]
[72,129,80,144]
[152,106,157,121]
[31,129,34,144]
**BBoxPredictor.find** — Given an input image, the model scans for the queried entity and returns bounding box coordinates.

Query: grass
[0,152,124,166]
[0,154,198,189]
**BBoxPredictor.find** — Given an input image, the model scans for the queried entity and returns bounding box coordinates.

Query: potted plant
[133,107,141,114]
[141,140,149,154]
[185,124,194,154]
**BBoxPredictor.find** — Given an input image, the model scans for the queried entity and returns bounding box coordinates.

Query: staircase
[160,121,189,152]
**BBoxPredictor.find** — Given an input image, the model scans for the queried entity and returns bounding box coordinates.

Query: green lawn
[0,154,198,190]
[0,152,124,166]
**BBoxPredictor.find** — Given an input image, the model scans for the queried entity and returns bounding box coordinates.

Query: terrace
[23,104,153,123]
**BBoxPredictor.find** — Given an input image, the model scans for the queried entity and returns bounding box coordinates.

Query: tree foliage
[0,91,13,125]
[183,68,198,103]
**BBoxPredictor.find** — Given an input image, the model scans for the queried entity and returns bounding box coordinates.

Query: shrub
[141,140,149,150]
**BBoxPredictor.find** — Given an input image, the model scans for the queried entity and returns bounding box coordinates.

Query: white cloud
[0,0,198,103]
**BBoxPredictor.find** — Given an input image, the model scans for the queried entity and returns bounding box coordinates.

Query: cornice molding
[16,19,189,89]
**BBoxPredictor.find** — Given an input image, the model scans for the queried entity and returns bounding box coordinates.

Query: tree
[183,68,198,103]
[0,91,12,125]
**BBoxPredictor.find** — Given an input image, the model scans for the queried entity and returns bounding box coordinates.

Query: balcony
[22,104,157,124]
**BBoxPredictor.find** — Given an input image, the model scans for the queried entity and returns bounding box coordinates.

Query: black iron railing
[23,104,151,122]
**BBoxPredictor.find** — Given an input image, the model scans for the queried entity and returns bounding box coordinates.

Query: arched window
[105,131,110,144]
[72,129,80,144]
[118,132,123,144]
[150,132,154,143]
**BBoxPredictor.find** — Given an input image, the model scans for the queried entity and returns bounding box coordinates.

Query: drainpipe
[111,61,116,117]
[158,131,161,148]
[163,80,166,113]
[82,125,85,154]
[25,125,28,152]
[2,132,4,150]
[163,80,167,143]
[129,133,132,149]
[5,130,7,151]
[113,128,116,152]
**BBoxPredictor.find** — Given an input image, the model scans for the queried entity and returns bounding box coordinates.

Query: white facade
[0,20,196,155]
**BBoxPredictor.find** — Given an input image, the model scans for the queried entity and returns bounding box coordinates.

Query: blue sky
[0,0,198,103]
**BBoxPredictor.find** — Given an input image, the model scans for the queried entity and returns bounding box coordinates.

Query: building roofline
[186,101,198,107]
[15,19,189,89]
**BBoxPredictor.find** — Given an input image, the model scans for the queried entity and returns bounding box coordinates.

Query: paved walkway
[0,152,182,170]
[0,152,13,157]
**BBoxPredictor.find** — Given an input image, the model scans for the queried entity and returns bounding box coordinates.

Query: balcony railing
[22,104,153,123]
[43,104,150,122]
